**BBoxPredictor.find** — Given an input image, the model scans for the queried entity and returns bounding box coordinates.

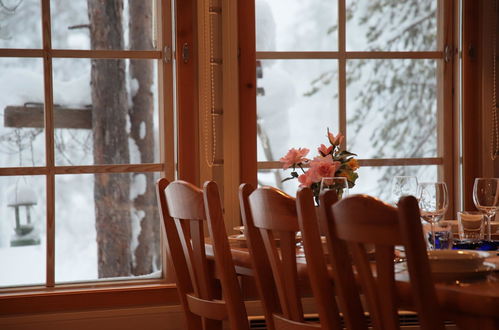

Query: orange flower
[337,171,349,178]
[347,158,359,170]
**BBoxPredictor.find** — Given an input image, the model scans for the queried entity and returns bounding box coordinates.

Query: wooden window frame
[0,0,179,314]
[251,0,458,216]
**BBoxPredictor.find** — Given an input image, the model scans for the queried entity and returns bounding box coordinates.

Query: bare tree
[128,0,160,275]
[88,0,132,277]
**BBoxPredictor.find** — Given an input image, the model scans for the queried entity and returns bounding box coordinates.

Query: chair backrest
[239,183,280,330]
[156,178,249,330]
[295,187,344,330]
[244,185,342,330]
[320,192,445,330]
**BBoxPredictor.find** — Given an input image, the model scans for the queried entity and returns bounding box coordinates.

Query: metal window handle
[182,43,190,63]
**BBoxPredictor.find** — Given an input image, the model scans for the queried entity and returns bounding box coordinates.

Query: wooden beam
[462,0,483,210]
[4,105,92,129]
[176,0,199,185]
[238,0,257,187]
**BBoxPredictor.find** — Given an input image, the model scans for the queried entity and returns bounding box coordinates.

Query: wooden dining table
[205,241,499,329]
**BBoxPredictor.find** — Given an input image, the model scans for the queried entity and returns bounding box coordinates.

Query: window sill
[0,282,179,316]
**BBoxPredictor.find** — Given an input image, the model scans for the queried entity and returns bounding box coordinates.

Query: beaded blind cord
[202,0,217,167]
[491,0,498,160]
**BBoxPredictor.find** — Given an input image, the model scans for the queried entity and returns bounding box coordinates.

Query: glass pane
[0,58,45,167]
[258,165,439,202]
[257,60,338,161]
[0,175,46,288]
[55,172,161,283]
[346,59,438,159]
[346,0,437,51]
[256,0,338,51]
[0,0,42,49]
[350,165,438,202]
[52,58,159,166]
[51,0,157,50]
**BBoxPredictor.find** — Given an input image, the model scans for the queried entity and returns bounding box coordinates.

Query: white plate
[431,262,496,281]
[428,250,491,272]
[228,234,246,242]
[445,220,499,234]
[233,226,244,233]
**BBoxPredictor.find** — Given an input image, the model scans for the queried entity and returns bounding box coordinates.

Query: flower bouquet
[280,129,359,203]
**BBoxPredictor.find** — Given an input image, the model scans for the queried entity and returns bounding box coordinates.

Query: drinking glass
[320,177,349,199]
[418,182,449,250]
[473,178,499,241]
[390,175,418,205]
[457,211,484,242]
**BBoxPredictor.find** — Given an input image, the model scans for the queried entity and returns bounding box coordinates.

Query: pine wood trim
[453,0,463,212]
[438,0,457,217]
[0,49,44,57]
[158,0,175,181]
[51,49,161,59]
[157,0,176,282]
[238,0,257,187]
[0,164,165,176]
[41,0,55,288]
[338,0,347,148]
[256,51,443,60]
[462,0,483,210]
[222,0,241,232]
[0,49,161,59]
[176,0,199,185]
[0,285,178,316]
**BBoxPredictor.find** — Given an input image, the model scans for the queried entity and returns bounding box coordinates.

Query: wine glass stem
[430,221,436,250]
[486,214,493,241]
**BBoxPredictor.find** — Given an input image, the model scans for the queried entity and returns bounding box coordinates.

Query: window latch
[182,43,190,63]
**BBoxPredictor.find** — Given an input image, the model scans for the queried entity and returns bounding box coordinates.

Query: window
[0,0,173,289]
[255,0,455,210]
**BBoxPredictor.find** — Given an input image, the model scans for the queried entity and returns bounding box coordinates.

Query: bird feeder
[7,182,40,247]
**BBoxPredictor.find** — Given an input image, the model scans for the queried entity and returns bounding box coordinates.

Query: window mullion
[338,0,347,147]
[41,0,55,288]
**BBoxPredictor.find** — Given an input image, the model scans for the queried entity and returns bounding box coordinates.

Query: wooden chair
[156,179,249,330]
[295,187,362,330]
[319,191,445,330]
[239,183,280,330]
[241,184,343,329]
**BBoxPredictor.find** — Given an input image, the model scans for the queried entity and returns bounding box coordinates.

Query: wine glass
[320,177,349,199]
[390,176,418,205]
[418,182,449,250]
[473,178,499,241]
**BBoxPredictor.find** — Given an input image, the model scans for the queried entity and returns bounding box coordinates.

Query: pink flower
[279,148,310,169]
[327,130,344,146]
[298,171,315,187]
[309,155,341,180]
[318,144,333,156]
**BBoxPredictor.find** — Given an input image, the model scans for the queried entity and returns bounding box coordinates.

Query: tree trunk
[128,0,159,275]
[88,0,132,278]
